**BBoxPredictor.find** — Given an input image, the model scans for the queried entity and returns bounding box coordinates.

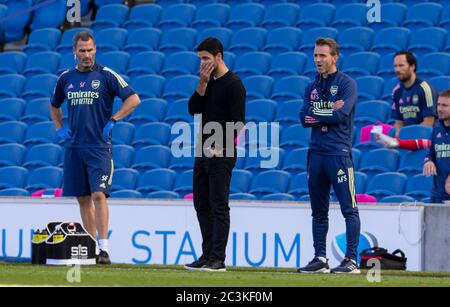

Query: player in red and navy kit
[423,90,450,204]
[298,38,360,274]
[50,32,141,264]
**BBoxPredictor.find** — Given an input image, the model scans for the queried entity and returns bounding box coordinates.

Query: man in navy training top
[299,37,360,274]
[50,32,141,264]
[423,90,450,204]
[375,51,438,150]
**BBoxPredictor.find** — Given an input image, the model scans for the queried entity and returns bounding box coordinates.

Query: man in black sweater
[185,38,246,272]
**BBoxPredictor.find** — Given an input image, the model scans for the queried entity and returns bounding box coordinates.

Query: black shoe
[331,258,360,274]
[201,260,226,272]
[297,258,330,273]
[184,257,208,271]
[97,250,111,265]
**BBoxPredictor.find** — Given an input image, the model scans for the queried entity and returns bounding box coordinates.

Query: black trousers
[193,156,236,262]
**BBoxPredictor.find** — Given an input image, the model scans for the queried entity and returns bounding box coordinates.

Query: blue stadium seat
[20,98,51,125]
[123,28,162,56]
[131,74,166,99]
[366,172,408,200]
[267,52,307,79]
[110,189,143,198]
[230,169,252,193]
[249,170,291,197]
[168,149,195,173]
[354,100,391,128]
[112,168,139,191]
[280,125,310,150]
[298,195,311,202]
[405,174,433,200]
[402,3,443,31]
[354,171,368,194]
[359,148,400,178]
[31,0,66,29]
[355,76,384,100]
[159,28,198,54]
[246,99,276,122]
[23,28,61,55]
[223,51,236,70]
[0,166,28,190]
[123,4,162,32]
[95,28,129,53]
[0,121,27,144]
[295,3,335,30]
[244,147,284,173]
[0,74,26,99]
[23,121,57,147]
[131,122,171,148]
[261,3,299,31]
[146,191,179,199]
[234,52,271,80]
[337,27,374,54]
[22,51,60,77]
[408,27,447,57]
[0,143,26,167]
[226,3,265,31]
[191,3,230,32]
[57,53,77,74]
[229,193,257,201]
[169,122,197,147]
[22,74,58,101]
[112,144,135,169]
[0,188,30,197]
[161,51,199,80]
[288,171,308,198]
[163,75,199,102]
[164,98,192,123]
[229,27,268,56]
[242,75,274,100]
[158,4,196,31]
[380,195,415,203]
[262,27,302,55]
[368,3,407,32]
[275,100,302,126]
[342,52,380,79]
[298,27,339,54]
[429,76,450,93]
[131,145,171,172]
[371,27,411,56]
[439,4,450,34]
[331,3,368,31]
[398,150,427,178]
[91,4,129,31]
[271,76,310,102]
[22,143,61,170]
[128,98,167,126]
[55,28,93,55]
[95,0,124,6]
[173,169,193,195]
[261,193,295,201]
[0,98,25,121]
[377,52,396,80]
[0,52,27,75]
[112,122,135,145]
[418,52,450,79]
[2,0,32,42]
[97,51,129,75]
[127,51,165,79]
[381,76,399,100]
[25,166,63,192]
[398,125,433,140]
[282,147,309,173]
[196,27,233,49]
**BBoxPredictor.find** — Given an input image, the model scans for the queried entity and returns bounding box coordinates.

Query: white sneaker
[373,133,399,148]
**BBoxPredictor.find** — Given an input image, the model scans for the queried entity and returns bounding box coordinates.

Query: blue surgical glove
[102,119,116,142]
[56,127,73,141]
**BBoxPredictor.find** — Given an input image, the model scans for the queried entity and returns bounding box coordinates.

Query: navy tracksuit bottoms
[307,151,361,261]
